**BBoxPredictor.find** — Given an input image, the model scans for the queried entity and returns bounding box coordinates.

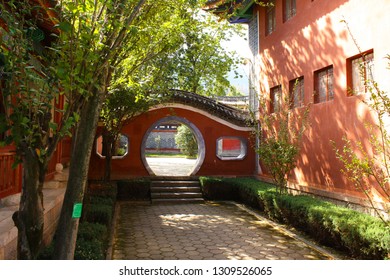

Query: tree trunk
[102,130,114,182]
[12,150,45,259]
[53,89,103,259]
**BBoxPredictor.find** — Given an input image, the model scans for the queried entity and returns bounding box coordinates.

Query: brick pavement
[111,201,335,260]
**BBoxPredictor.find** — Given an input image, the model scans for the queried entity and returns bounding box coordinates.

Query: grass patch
[200,177,390,259]
[146,153,184,158]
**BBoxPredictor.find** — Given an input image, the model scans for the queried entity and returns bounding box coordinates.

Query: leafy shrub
[73,182,117,260]
[83,203,113,227]
[74,239,105,260]
[77,222,108,242]
[199,177,237,200]
[87,181,117,200]
[87,195,114,206]
[37,242,54,260]
[117,179,150,200]
[74,222,108,260]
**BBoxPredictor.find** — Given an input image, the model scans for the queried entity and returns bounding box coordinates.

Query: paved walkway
[111,201,335,260]
[145,157,197,176]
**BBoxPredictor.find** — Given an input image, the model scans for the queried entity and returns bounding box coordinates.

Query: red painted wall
[88,106,256,179]
[254,0,390,200]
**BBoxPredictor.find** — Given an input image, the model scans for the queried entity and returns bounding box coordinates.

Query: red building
[207,0,390,212]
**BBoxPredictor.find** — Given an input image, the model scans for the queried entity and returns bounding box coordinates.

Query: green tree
[0,0,246,259]
[175,124,198,158]
[333,61,390,224]
[99,0,213,181]
[53,0,227,259]
[0,0,80,259]
[99,0,242,180]
[333,21,389,226]
[100,85,153,181]
[161,9,243,96]
[51,0,167,259]
[253,85,310,194]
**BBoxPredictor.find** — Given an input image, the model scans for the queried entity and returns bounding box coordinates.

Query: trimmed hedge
[117,179,151,201]
[74,182,117,260]
[74,222,108,260]
[200,177,390,260]
[83,203,113,227]
[199,177,237,200]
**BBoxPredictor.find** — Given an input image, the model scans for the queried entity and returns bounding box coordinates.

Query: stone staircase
[150,177,204,204]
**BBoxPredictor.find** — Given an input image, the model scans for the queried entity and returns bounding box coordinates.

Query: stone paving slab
[145,157,197,176]
[111,201,335,260]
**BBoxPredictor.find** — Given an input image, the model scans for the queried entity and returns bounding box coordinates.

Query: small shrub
[77,222,108,242]
[74,222,108,260]
[87,195,114,206]
[87,181,118,199]
[199,177,237,200]
[117,179,150,200]
[74,239,105,260]
[83,203,113,227]
[37,242,54,260]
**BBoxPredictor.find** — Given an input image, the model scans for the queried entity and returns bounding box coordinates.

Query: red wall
[254,0,390,200]
[88,106,256,179]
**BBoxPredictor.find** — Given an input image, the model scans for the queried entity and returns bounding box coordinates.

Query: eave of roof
[204,0,255,24]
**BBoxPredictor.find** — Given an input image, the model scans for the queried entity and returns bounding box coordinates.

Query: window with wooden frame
[266,0,276,35]
[270,85,282,113]
[290,76,304,108]
[314,66,334,103]
[348,51,374,95]
[283,0,296,22]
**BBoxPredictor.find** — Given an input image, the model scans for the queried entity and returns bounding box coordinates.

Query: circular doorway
[141,116,205,176]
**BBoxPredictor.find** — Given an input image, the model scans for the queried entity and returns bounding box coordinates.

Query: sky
[222,25,252,96]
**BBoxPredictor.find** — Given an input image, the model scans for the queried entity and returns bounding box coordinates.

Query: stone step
[150,186,201,193]
[151,192,203,199]
[0,207,18,235]
[152,198,204,204]
[150,178,204,204]
[152,176,199,181]
[151,180,200,187]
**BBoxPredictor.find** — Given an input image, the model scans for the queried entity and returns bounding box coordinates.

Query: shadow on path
[111,201,335,260]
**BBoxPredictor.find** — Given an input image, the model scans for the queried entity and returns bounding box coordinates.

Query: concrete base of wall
[0,168,68,259]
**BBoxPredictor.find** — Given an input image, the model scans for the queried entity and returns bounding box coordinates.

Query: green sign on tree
[72,203,83,219]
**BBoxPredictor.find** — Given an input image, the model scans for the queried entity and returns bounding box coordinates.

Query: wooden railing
[0,150,22,200]
[61,137,72,164]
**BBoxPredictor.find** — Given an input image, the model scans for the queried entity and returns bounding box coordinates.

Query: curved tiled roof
[166,89,253,127]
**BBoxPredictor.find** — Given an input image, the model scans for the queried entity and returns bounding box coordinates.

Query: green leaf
[12,159,22,170]
[49,122,58,131]
[58,22,73,33]
[73,112,80,123]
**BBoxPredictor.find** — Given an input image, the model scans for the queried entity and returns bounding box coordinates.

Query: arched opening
[141,116,205,176]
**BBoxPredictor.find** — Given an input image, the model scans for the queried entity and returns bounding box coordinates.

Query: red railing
[61,137,72,165]
[0,150,22,200]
